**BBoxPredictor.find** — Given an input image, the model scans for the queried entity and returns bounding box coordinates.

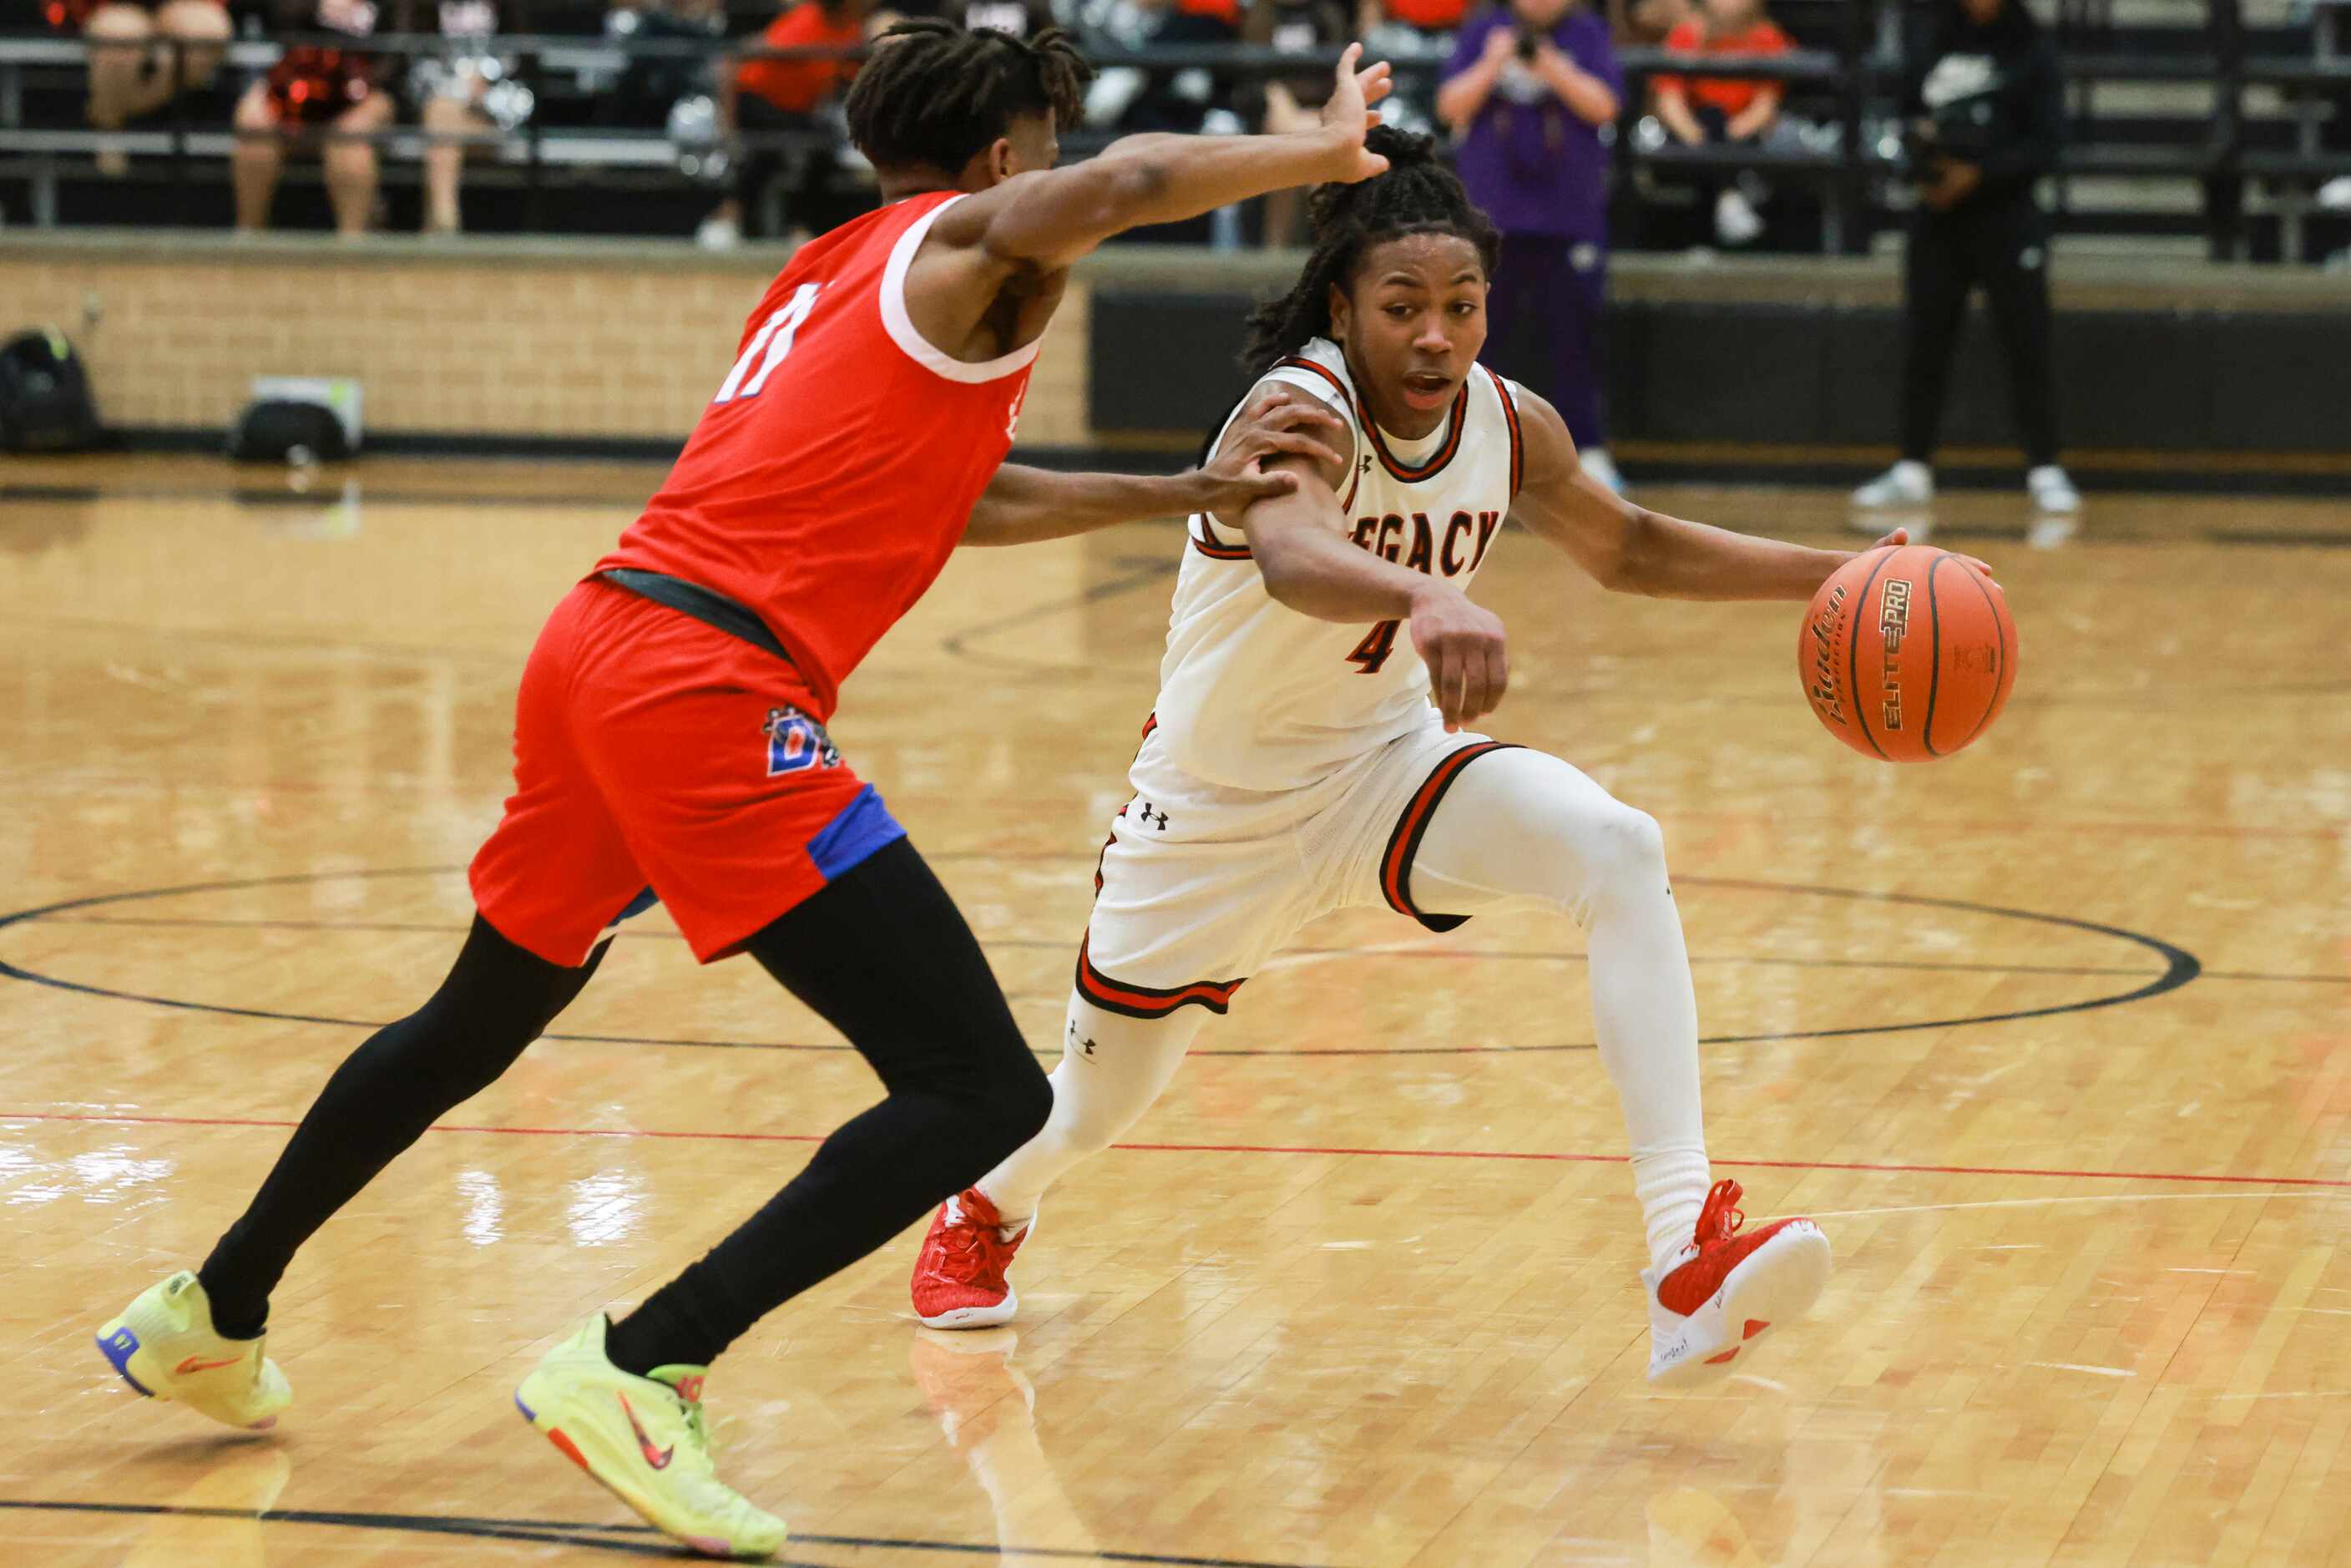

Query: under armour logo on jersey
[762,706,842,776]
[1135,802,1170,831]
[1358,454,1375,478]
[1068,1020,1098,1058]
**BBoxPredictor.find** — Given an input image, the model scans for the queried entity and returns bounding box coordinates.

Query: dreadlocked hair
[845,20,1091,179]
[1240,126,1500,381]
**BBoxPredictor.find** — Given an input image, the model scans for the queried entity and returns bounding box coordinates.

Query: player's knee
[1003,1061,1054,1146]
[1580,802,1670,906]
[934,1008,1051,1138]
[963,1051,1052,1166]
[83,5,154,41]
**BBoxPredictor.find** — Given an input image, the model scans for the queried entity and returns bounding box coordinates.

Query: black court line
[939,554,1180,675]
[2198,969,2351,985]
[0,1497,721,1560]
[0,1499,1336,1567]
[31,913,2187,983]
[0,867,2201,1057]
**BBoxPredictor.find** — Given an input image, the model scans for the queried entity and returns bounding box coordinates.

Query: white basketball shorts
[1073,712,1515,1020]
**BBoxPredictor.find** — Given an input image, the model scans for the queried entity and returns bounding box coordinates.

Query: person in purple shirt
[1437,0,1626,490]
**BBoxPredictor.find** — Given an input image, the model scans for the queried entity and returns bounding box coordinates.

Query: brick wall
[0,237,1090,448]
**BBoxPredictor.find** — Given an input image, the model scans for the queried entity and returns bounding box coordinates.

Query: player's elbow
[960,493,1032,547]
[1251,539,1320,610]
[1595,509,1660,596]
[983,157,1171,264]
[1086,149,1175,229]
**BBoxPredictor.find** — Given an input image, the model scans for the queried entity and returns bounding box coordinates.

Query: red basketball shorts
[469,579,905,966]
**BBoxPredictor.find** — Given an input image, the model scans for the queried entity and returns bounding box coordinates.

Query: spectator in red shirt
[700,0,874,245]
[1651,0,1790,245]
[1372,0,1466,33]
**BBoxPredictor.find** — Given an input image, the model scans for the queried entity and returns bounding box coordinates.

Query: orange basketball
[1797,544,2018,762]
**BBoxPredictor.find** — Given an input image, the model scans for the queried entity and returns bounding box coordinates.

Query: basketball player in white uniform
[913,128,1990,1384]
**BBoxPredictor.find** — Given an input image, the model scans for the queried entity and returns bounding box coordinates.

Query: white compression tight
[975,747,1710,1272]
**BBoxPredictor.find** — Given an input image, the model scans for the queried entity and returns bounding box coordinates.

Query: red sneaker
[910,1188,1032,1329]
[1641,1179,1830,1388]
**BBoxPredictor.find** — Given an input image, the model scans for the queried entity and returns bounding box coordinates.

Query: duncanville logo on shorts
[763,706,842,776]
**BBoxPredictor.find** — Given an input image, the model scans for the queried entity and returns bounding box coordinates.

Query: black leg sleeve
[1898,211,1975,464]
[604,837,1050,1377]
[197,916,609,1338]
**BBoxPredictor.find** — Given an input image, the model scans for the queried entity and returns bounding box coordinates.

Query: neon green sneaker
[513,1315,786,1561]
[95,1271,291,1431]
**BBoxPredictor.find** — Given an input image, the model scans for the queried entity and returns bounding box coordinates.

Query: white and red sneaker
[911,1187,1031,1329]
[1641,1179,1830,1388]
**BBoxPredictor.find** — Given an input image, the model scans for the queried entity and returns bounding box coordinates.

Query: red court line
[7,1110,2348,1191]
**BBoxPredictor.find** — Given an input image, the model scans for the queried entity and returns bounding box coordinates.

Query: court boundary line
[8,1109,2343,1191]
[0,867,2206,1057]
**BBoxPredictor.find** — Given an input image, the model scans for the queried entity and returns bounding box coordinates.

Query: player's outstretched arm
[1236,438,1508,731]
[1509,387,1919,599]
[933,45,1393,271]
[962,387,1351,546]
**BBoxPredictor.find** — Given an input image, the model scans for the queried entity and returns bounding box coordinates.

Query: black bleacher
[3,1,2343,257]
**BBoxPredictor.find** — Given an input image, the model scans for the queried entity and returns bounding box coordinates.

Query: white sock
[976,993,1204,1227]
[1405,747,1711,1274]
[1632,1148,1711,1269]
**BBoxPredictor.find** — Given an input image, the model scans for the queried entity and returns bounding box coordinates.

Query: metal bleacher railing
[0,0,2343,256]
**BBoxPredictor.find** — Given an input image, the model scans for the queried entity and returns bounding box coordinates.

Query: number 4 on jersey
[714,284,821,404]
[1347,619,1400,675]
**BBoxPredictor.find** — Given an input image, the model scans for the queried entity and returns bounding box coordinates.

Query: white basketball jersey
[1152,336,1526,792]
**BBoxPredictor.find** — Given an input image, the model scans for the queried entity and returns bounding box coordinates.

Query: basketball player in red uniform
[96,23,1391,1558]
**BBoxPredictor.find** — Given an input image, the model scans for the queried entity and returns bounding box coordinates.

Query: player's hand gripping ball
[1798,534,2015,761]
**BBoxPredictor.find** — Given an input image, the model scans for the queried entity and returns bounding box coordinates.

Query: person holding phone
[1437,0,1626,492]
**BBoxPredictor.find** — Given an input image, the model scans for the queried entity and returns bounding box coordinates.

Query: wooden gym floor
[3,455,2346,1567]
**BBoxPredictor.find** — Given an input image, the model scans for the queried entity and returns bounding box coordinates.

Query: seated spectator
[1079,0,1241,136]
[412,0,536,235]
[700,0,873,247]
[598,0,728,134]
[1604,0,1687,46]
[74,0,234,175]
[1651,0,1790,245]
[233,0,397,235]
[1253,0,1348,244]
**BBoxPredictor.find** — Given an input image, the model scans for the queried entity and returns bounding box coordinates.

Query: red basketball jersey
[597,192,1038,718]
